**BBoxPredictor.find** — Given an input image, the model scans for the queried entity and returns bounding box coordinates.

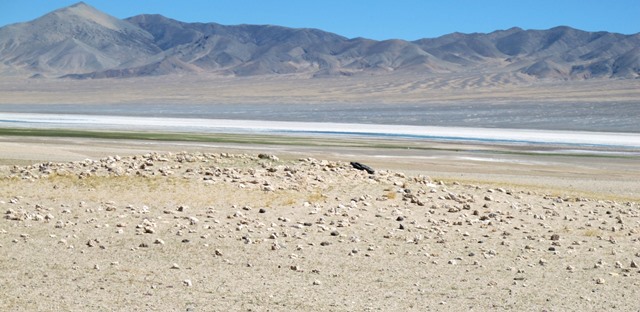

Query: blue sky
[1,0,639,40]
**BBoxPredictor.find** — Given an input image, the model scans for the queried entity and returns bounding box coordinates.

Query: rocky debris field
[1,152,639,311]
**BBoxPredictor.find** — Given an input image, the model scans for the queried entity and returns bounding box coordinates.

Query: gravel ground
[1,151,639,311]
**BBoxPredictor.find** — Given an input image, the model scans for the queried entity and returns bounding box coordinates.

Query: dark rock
[350,162,375,174]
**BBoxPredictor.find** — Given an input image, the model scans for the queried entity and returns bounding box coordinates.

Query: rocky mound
[1,152,639,310]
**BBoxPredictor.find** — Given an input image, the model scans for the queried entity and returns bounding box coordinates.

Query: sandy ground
[1,137,639,311]
[1,74,639,105]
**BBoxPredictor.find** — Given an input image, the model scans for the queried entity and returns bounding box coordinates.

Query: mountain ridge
[1,2,638,80]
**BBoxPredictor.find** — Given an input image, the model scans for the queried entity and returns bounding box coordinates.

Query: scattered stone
[271,241,281,250]
[4,151,640,309]
[258,154,279,161]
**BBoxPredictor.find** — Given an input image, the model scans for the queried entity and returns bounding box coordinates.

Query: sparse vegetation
[385,191,397,200]
[307,191,327,204]
[583,229,602,237]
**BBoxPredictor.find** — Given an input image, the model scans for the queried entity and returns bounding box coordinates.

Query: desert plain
[0,74,639,311]
[0,125,639,312]
[2,2,640,309]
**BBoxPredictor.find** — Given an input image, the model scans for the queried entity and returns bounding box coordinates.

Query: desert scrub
[307,191,327,204]
[385,191,397,200]
[583,229,602,237]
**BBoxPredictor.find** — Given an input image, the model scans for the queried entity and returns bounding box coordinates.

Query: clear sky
[1,0,639,40]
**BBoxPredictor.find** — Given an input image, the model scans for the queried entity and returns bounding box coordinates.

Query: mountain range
[1,2,639,80]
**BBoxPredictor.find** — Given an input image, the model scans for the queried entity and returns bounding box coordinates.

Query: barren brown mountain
[1,2,639,80]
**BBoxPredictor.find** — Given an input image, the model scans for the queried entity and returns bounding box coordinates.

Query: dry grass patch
[583,229,602,237]
[306,191,327,204]
[385,191,397,200]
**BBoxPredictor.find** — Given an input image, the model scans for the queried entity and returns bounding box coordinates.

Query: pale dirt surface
[1,74,639,105]
[1,138,640,311]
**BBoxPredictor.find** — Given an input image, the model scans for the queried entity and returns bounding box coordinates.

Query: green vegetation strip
[0,127,636,159]
[0,127,385,148]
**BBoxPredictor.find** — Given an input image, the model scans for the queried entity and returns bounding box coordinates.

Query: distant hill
[1,2,639,80]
